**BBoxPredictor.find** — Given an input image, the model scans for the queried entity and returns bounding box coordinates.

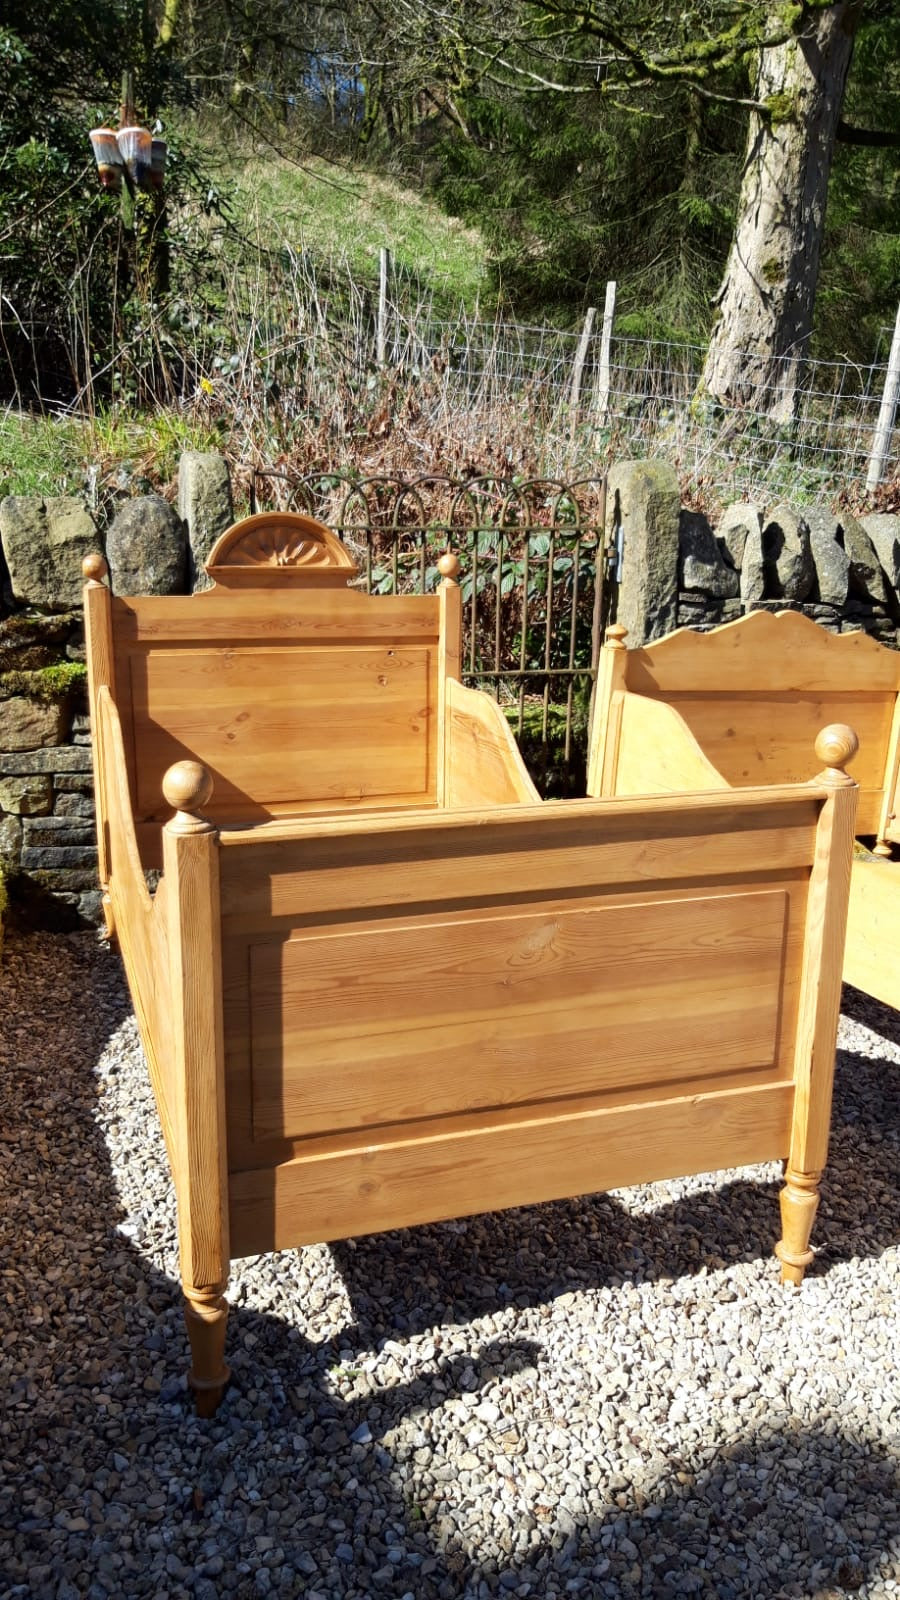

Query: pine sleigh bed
[84,516,858,1416]
[589,608,899,1010]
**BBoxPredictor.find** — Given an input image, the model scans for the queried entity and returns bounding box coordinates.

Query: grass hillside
[0,146,500,507]
[229,153,490,314]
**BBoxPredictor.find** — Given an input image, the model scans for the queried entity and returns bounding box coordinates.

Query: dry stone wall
[608,461,900,648]
[0,454,232,930]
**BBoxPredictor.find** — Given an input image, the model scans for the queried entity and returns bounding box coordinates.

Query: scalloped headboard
[102,514,452,864]
[619,609,900,839]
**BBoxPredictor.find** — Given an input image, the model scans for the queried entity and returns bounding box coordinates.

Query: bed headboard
[593,610,900,840]
[84,513,461,866]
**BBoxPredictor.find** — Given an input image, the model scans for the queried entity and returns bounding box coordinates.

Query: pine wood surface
[443,677,540,806]
[590,611,897,1008]
[81,530,860,1413]
[228,1080,795,1257]
[844,856,900,1009]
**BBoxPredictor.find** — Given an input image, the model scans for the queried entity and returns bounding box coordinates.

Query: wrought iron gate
[249,470,612,794]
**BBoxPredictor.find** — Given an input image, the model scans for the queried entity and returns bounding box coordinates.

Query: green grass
[231,155,490,314]
[0,410,226,503]
[0,414,91,500]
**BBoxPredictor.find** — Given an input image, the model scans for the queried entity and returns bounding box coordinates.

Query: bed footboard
[131,729,853,1411]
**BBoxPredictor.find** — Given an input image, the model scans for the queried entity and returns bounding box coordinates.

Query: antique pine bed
[589,608,899,1011]
[83,516,858,1416]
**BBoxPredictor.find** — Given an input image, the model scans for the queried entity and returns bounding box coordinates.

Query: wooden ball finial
[438,550,460,582]
[83,552,108,584]
[814,723,858,775]
[606,622,628,648]
[162,760,214,815]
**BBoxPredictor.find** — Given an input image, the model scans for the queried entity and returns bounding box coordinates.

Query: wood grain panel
[111,589,442,644]
[248,889,790,1140]
[613,694,729,797]
[444,678,539,806]
[219,796,820,929]
[127,645,435,816]
[228,1080,794,1255]
[95,690,176,1163]
[655,692,889,835]
[624,611,900,695]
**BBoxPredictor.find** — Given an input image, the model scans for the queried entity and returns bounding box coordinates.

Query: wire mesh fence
[216,250,900,505]
[383,312,900,503]
[250,470,611,794]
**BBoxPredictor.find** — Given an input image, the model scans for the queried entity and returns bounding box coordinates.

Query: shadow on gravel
[1,932,897,1600]
[333,1019,900,1335]
[425,1421,900,1600]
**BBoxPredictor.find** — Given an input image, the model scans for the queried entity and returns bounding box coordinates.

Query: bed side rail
[588,689,729,799]
[442,677,540,806]
[93,687,176,1160]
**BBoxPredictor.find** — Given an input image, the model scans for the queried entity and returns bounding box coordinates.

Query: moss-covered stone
[0,661,86,701]
[0,610,80,642]
[0,642,61,673]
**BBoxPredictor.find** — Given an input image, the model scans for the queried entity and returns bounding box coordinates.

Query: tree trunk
[699,4,860,421]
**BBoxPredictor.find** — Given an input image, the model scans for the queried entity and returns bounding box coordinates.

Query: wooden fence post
[569,306,596,430]
[377,246,391,369]
[866,302,900,492]
[593,280,617,429]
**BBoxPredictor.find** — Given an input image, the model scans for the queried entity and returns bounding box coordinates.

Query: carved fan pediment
[204,512,359,587]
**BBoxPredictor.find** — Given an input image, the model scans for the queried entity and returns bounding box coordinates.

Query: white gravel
[1,929,898,1600]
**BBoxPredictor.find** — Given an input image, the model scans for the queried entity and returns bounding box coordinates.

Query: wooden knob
[438,550,460,581]
[814,724,858,774]
[606,623,628,647]
[162,760,214,814]
[83,552,108,583]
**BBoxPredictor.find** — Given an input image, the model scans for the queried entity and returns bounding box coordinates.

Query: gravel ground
[0,928,898,1600]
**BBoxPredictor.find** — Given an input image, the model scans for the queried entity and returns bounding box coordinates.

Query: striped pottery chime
[89,125,167,193]
[88,128,123,191]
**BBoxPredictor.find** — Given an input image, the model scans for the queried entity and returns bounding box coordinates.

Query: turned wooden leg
[873,837,893,859]
[101,889,116,941]
[184,1281,230,1418]
[775,1167,821,1286]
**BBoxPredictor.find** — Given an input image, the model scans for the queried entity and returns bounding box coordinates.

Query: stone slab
[803,509,851,608]
[1,746,93,774]
[606,459,679,644]
[0,774,53,815]
[0,812,22,858]
[107,495,188,596]
[679,511,739,598]
[839,513,889,605]
[1,696,68,751]
[21,846,97,869]
[861,514,900,594]
[761,505,815,601]
[0,497,99,611]
[717,503,762,571]
[177,452,234,591]
[53,792,95,818]
[23,818,95,846]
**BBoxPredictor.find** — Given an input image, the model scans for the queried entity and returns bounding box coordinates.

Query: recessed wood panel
[127,644,435,815]
[249,888,789,1141]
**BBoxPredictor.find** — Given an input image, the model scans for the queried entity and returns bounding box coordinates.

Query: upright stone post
[177,453,234,592]
[605,460,680,644]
